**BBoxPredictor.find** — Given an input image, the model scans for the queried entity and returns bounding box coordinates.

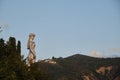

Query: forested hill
[37,54,120,80]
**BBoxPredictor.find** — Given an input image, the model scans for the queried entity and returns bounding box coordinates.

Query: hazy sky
[0,0,120,60]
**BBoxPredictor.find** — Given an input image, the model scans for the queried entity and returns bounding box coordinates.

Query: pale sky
[0,0,120,60]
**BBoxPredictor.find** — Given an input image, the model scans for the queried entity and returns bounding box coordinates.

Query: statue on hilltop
[27,33,36,66]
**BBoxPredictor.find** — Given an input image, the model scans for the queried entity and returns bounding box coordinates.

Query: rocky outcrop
[96,66,112,75]
[82,73,98,80]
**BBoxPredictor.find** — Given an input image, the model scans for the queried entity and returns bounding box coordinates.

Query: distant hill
[36,54,120,80]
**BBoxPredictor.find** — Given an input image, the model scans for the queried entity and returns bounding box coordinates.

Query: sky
[0,0,120,60]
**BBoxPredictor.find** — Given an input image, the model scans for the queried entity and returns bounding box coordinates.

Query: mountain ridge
[37,54,120,80]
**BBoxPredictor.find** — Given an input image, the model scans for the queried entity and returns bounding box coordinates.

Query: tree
[8,37,16,56]
[0,39,5,58]
[17,41,21,60]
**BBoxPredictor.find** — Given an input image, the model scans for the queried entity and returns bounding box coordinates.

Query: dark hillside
[38,54,120,80]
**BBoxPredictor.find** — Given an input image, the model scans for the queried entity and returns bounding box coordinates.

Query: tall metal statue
[27,33,36,66]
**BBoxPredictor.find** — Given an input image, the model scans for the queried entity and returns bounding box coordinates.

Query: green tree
[16,41,21,60]
[0,38,5,58]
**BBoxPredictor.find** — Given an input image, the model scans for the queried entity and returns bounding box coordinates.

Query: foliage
[0,37,48,80]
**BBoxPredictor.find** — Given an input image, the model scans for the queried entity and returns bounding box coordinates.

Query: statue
[27,33,36,66]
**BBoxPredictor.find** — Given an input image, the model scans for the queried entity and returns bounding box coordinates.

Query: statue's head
[29,33,35,40]
[27,33,35,49]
